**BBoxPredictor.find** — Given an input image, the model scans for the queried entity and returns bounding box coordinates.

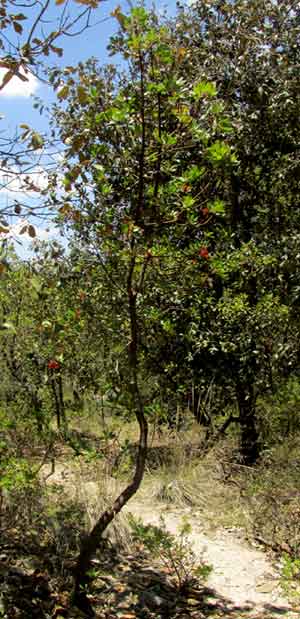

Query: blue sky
[0,0,180,133]
[0,0,181,254]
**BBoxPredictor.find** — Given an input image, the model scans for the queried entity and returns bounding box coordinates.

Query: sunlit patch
[0,68,39,97]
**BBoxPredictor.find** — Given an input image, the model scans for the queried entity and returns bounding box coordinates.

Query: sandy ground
[124,500,299,618]
[44,462,299,618]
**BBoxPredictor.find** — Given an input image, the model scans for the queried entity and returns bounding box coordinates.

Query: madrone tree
[48,6,236,609]
[141,0,300,463]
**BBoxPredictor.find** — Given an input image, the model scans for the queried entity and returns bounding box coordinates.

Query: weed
[128,514,212,594]
[280,554,300,603]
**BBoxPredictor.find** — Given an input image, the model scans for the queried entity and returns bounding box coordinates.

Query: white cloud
[0,69,39,98]
[0,166,48,197]
[0,218,60,241]
[35,227,59,241]
[0,220,62,260]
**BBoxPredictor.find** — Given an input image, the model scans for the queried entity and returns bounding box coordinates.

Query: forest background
[0,0,300,616]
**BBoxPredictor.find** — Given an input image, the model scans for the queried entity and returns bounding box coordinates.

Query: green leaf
[2,321,16,333]
[110,107,129,122]
[208,199,225,215]
[183,195,195,209]
[193,81,217,99]
[30,132,44,150]
[57,85,70,100]
[186,165,205,182]
[207,141,231,163]
[77,85,89,104]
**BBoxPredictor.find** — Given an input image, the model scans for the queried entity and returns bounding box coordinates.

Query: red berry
[199,247,209,259]
[48,359,60,370]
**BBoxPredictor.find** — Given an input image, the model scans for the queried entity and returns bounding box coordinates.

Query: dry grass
[244,436,300,556]
[138,447,248,532]
[30,422,245,562]
[24,417,300,563]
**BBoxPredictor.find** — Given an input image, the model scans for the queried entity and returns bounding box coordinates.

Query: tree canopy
[0,1,300,613]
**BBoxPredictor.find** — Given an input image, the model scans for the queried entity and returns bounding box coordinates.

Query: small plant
[128,514,212,594]
[280,553,300,603]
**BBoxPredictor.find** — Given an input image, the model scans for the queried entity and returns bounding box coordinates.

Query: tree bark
[73,408,147,606]
[50,376,61,429]
[73,261,148,613]
[236,384,260,465]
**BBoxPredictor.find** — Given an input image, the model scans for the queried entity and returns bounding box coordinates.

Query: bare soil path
[124,499,299,619]
[44,461,299,618]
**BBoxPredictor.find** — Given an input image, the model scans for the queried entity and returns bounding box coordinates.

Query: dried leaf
[50,45,63,57]
[0,70,14,90]
[256,581,277,593]
[15,70,29,82]
[75,0,99,6]
[13,21,23,34]
[59,203,72,216]
[28,225,36,238]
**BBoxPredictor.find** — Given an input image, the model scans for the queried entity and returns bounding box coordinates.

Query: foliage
[0,0,96,85]
[257,376,300,446]
[128,514,212,593]
[47,5,236,433]
[136,0,300,462]
[43,5,238,599]
[280,554,300,604]
[244,434,300,559]
[0,0,300,607]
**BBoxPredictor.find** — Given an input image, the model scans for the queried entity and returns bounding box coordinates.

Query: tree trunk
[58,374,68,432]
[32,393,44,433]
[73,257,148,613]
[73,409,147,608]
[73,45,151,614]
[50,377,61,429]
[236,384,260,465]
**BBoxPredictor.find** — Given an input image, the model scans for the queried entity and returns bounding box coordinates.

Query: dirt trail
[124,500,299,618]
[44,463,299,618]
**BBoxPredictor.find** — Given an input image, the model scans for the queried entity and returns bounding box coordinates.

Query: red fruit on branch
[48,359,60,370]
[201,207,209,217]
[199,247,209,259]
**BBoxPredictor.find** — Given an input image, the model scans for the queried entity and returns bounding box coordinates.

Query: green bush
[128,514,212,594]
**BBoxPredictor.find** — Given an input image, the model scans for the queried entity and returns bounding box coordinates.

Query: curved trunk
[74,251,149,612]
[73,44,151,614]
[73,406,148,608]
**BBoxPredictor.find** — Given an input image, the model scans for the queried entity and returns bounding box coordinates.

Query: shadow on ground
[84,546,295,619]
[0,494,296,619]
